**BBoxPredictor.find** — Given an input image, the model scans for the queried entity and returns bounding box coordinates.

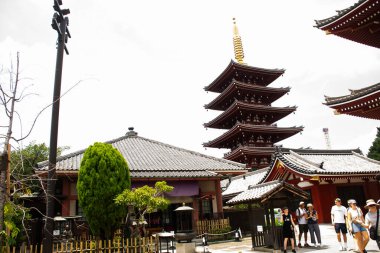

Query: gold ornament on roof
[232,18,245,64]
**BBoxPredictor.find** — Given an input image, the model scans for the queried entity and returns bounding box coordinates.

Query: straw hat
[347,199,356,205]
[364,199,379,209]
[299,201,305,206]
[307,203,313,208]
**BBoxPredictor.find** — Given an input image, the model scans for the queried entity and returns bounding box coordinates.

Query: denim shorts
[352,223,366,233]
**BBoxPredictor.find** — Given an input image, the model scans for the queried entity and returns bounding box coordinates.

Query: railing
[196,218,230,236]
[0,236,156,253]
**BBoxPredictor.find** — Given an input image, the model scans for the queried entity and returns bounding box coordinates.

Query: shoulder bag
[369,210,379,240]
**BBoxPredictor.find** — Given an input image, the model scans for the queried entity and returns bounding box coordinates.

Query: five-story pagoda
[203,19,303,169]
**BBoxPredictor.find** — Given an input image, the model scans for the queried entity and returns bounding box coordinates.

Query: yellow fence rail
[0,236,156,253]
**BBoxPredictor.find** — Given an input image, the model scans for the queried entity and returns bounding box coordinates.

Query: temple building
[35,128,247,233]
[315,0,380,120]
[324,83,380,120]
[314,0,380,49]
[222,147,380,223]
[203,19,303,169]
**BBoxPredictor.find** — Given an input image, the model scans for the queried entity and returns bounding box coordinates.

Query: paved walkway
[206,224,379,253]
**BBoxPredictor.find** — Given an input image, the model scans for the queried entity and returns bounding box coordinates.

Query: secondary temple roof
[315,0,380,48]
[226,180,309,205]
[324,82,380,120]
[261,148,380,182]
[221,167,268,198]
[36,129,247,178]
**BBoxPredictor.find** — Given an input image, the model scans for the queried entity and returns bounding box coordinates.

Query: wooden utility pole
[43,1,70,253]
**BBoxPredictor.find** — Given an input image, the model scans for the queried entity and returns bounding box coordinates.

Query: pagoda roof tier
[203,123,303,149]
[205,60,285,93]
[204,100,297,129]
[205,81,290,111]
[315,0,380,49]
[324,82,380,120]
[224,146,276,161]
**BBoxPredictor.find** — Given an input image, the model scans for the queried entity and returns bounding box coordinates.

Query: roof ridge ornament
[232,18,246,65]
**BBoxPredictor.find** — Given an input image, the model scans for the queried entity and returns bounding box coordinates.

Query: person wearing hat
[347,199,369,253]
[296,201,309,247]
[331,198,348,251]
[347,199,359,252]
[281,206,297,253]
[306,203,321,247]
[363,199,380,249]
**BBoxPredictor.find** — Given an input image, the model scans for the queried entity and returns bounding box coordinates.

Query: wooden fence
[196,218,230,235]
[0,236,156,253]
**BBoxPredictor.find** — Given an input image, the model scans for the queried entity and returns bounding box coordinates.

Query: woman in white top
[363,199,380,250]
[347,199,369,253]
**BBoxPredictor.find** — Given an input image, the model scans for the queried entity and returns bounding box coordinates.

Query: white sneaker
[339,245,344,251]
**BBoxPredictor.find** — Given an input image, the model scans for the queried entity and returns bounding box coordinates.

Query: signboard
[53,230,60,236]
[257,225,263,232]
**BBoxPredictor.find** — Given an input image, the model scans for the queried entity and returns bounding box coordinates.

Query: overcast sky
[1,0,379,159]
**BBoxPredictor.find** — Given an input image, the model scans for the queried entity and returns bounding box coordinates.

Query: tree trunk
[0,152,8,245]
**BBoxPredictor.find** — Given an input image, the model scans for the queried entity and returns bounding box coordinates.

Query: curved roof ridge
[230,167,269,181]
[324,82,380,105]
[352,151,380,165]
[315,0,368,28]
[248,179,281,190]
[289,150,321,168]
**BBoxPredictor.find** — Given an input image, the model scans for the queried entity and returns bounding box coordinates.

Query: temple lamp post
[43,1,70,253]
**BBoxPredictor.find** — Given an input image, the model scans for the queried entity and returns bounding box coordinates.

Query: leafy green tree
[368,127,380,161]
[0,202,30,246]
[10,141,68,194]
[77,142,131,239]
[115,181,173,237]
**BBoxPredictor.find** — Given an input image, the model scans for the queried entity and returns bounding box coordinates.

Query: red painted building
[35,128,247,232]
[315,0,380,49]
[315,0,380,120]
[262,148,380,223]
[222,148,380,223]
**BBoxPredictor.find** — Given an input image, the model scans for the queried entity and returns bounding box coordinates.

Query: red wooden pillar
[215,179,223,216]
[192,197,199,232]
[310,183,324,222]
[61,178,70,216]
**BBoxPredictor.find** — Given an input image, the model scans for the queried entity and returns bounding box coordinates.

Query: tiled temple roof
[37,130,247,178]
[259,148,380,181]
[315,0,367,28]
[324,82,380,105]
[221,167,268,198]
[226,180,309,204]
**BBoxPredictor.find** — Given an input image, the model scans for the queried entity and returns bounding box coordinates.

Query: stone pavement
[205,224,380,253]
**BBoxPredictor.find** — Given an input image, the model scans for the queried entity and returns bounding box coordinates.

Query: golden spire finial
[232,18,245,64]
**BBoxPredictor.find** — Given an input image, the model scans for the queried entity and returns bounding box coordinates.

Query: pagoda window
[257,135,264,143]
[246,115,252,123]
[257,96,262,104]
[266,136,272,143]
[253,114,260,123]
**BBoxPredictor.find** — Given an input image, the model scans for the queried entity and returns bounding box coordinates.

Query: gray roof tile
[222,168,269,197]
[37,133,246,178]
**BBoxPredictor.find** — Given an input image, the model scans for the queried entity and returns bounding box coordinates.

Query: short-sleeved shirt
[331,205,347,223]
[297,208,307,224]
[307,210,318,224]
[365,210,380,236]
